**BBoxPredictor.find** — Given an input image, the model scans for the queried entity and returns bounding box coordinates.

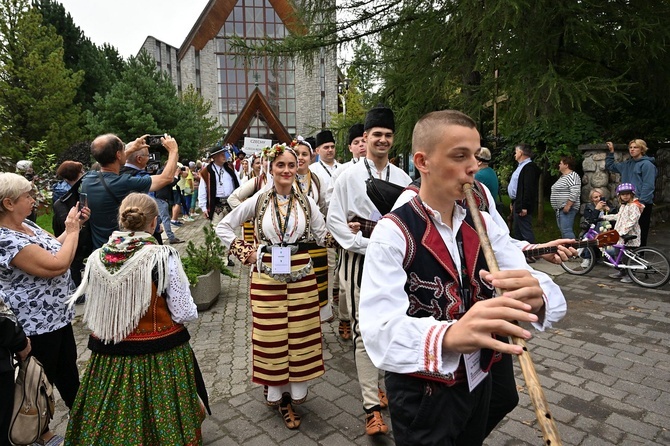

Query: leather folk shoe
[365,410,388,436]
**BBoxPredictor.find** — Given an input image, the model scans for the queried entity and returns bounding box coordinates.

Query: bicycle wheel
[561,246,596,275]
[626,247,670,288]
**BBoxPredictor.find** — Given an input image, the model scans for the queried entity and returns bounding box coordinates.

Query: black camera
[145,135,164,148]
[146,161,161,175]
[180,166,186,171]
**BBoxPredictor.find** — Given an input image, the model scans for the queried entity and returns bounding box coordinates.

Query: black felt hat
[305,136,316,151]
[209,145,231,158]
[364,105,395,131]
[347,123,365,145]
[315,130,335,148]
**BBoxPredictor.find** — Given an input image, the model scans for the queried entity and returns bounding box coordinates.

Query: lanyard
[319,160,335,177]
[273,191,294,245]
[213,164,225,185]
[364,159,390,181]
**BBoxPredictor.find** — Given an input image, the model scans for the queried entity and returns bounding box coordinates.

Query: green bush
[181,224,235,285]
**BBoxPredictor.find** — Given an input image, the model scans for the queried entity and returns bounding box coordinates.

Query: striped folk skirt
[305,243,330,320]
[250,251,325,387]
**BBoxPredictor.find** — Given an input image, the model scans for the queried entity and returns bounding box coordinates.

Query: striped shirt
[550,171,581,210]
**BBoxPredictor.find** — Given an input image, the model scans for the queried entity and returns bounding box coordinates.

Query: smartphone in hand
[78,193,88,219]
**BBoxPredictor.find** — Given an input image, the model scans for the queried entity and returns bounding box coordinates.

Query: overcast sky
[58,0,211,58]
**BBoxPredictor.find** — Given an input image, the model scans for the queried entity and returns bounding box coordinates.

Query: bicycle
[559,225,670,288]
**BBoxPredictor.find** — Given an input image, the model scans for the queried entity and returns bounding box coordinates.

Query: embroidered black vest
[386,196,497,384]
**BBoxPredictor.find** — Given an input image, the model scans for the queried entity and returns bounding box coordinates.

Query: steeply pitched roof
[178,0,306,60]
[223,87,291,144]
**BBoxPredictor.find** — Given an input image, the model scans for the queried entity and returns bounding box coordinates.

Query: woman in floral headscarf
[66,193,207,445]
[216,144,333,430]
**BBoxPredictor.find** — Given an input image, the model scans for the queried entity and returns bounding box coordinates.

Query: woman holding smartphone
[52,161,91,287]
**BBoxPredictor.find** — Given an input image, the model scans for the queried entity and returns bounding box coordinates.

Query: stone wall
[579,143,669,224]
[138,37,179,86]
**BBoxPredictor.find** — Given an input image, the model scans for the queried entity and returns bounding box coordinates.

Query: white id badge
[464,351,488,392]
[271,246,291,274]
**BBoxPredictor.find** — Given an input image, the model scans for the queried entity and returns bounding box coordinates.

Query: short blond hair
[629,139,648,154]
[412,110,477,155]
[0,173,32,214]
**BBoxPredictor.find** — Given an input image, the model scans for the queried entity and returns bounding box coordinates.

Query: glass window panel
[228,85,236,97]
[286,84,295,98]
[219,114,227,126]
[255,8,264,22]
[278,84,286,97]
[288,115,296,127]
[255,23,264,36]
[245,6,254,20]
[234,21,244,35]
[246,22,254,37]
[237,85,246,97]
[287,99,296,113]
[286,71,294,83]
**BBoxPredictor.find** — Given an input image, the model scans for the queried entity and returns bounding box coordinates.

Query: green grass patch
[35,211,53,234]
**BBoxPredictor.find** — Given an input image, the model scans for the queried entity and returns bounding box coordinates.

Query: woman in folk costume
[292,137,331,321]
[216,143,333,429]
[66,193,207,446]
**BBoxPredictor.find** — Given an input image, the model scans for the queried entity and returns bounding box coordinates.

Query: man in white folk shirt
[359,110,566,445]
[327,123,366,341]
[326,105,412,436]
[199,145,239,266]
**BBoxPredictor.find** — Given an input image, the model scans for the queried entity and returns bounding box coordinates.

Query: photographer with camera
[82,134,180,249]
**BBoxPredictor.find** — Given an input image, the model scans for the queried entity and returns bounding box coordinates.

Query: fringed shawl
[69,232,188,344]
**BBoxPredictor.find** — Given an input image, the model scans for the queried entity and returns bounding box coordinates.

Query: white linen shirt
[309,160,340,203]
[359,203,567,376]
[216,192,328,248]
[326,159,411,255]
[198,163,236,211]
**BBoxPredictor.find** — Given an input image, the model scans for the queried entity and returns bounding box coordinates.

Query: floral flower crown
[261,143,296,161]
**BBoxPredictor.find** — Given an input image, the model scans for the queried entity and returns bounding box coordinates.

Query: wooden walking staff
[462,183,562,445]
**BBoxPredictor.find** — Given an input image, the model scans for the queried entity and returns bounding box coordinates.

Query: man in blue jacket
[606,140,657,246]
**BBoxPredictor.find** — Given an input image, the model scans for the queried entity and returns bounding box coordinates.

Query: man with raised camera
[82,133,180,249]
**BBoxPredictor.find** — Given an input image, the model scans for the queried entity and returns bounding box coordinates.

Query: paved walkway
[51,214,670,445]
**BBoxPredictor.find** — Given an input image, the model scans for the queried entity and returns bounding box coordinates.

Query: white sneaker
[620,276,632,283]
[581,259,590,268]
[608,272,623,279]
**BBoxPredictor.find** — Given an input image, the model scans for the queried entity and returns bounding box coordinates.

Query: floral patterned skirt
[65,342,205,446]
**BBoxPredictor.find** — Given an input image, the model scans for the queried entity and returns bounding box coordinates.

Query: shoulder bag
[8,356,55,445]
